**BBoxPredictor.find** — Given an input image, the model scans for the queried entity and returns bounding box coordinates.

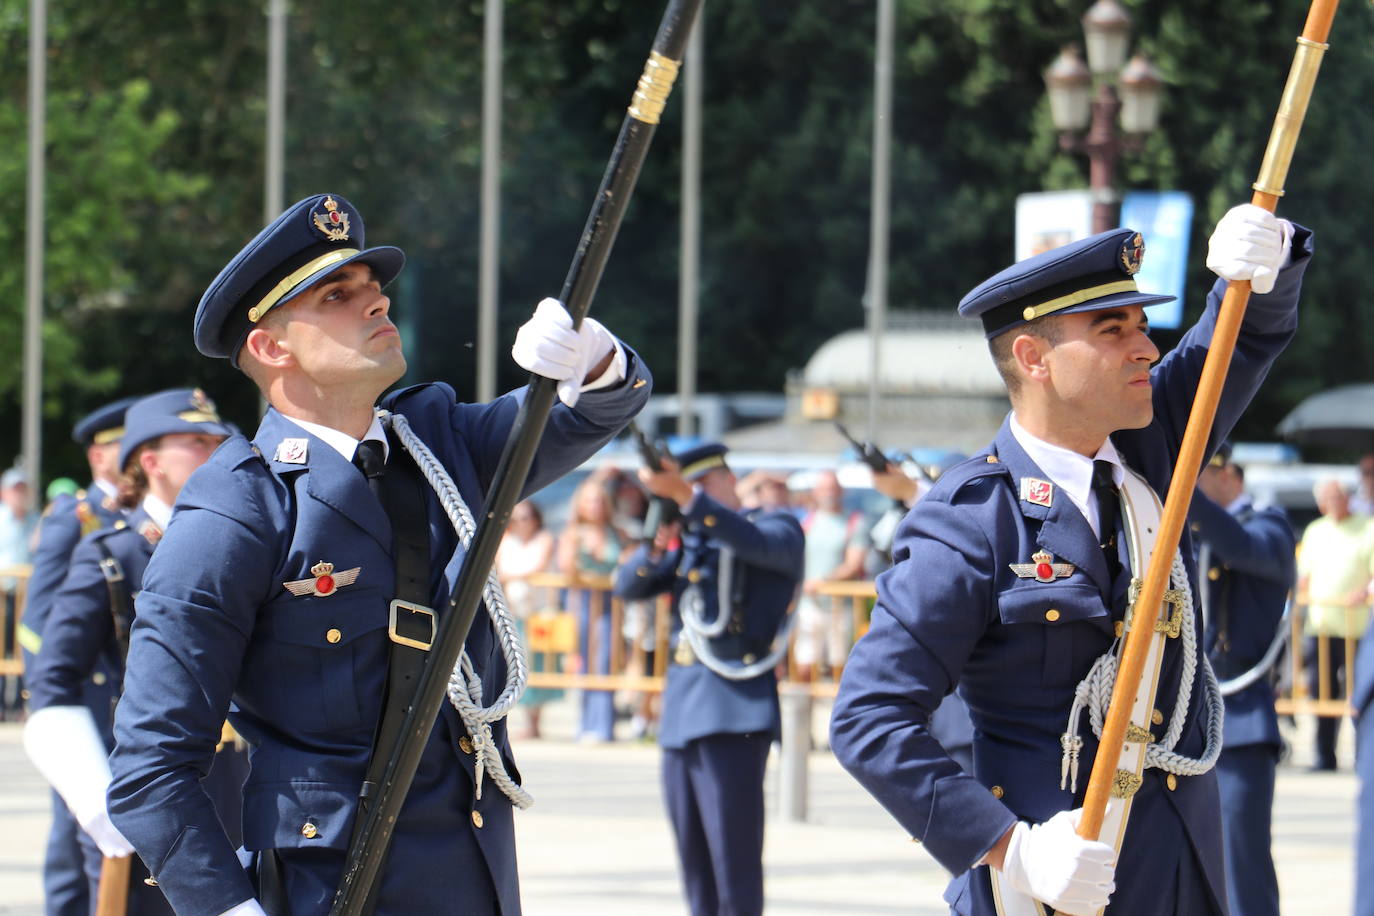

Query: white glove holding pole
[23,705,136,858]
[1205,203,1294,295]
[511,298,618,408]
[1000,809,1116,916]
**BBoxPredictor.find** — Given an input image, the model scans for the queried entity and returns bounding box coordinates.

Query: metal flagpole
[477,0,503,403]
[22,0,47,509]
[260,0,287,419]
[677,3,702,438]
[865,0,893,442]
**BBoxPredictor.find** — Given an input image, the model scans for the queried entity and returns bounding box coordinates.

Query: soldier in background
[1191,442,1295,916]
[16,397,133,916]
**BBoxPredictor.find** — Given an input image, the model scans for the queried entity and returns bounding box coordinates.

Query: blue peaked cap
[675,442,730,481]
[193,194,406,364]
[72,396,139,446]
[958,228,1175,339]
[118,388,234,469]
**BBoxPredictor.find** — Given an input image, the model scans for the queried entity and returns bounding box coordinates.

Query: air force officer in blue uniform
[105,193,650,916]
[830,204,1310,915]
[1190,443,1294,916]
[18,398,134,916]
[26,388,241,914]
[614,443,803,916]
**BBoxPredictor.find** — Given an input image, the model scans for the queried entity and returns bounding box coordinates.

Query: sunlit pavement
[0,699,1356,914]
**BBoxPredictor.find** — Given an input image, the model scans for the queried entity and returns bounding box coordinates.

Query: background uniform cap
[118,388,234,468]
[675,442,730,481]
[72,396,139,447]
[193,193,406,363]
[958,228,1175,339]
[1,467,29,490]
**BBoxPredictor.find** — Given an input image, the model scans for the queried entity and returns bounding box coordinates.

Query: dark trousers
[1305,635,1353,769]
[1216,745,1280,916]
[661,732,771,916]
[43,791,89,916]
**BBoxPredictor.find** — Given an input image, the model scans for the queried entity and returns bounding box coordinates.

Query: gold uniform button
[986,455,999,463]
[92,672,107,686]
[1208,567,1221,581]
[990,785,1005,799]
[326,628,342,644]
[471,811,484,829]
[742,653,757,665]
[143,876,159,887]
[1044,609,1061,623]
[1114,620,1125,638]
[636,567,649,577]
[459,736,474,754]
[301,821,319,839]
[703,515,718,527]
[687,569,702,583]
[1151,709,1164,726]
[1166,774,1178,791]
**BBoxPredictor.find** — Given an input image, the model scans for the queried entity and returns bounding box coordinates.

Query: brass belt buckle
[389,599,436,650]
[98,557,124,584]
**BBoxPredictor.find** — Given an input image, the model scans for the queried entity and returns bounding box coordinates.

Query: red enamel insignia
[284,560,361,597]
[1020,477,1054,508]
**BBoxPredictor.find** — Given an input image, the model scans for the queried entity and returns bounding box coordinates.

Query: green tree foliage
[2,0,1372,482]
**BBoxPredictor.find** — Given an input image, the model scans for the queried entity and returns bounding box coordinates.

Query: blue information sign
[1120,191,1194,330]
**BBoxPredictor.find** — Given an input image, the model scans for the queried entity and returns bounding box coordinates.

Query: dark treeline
[2,0,1372,480]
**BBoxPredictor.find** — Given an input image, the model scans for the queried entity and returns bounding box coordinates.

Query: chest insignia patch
[1019,477,1054,508]
[1010,550,1075,583]
[274,438,309,464]
[284,560,361,597]
[136,520,163,546]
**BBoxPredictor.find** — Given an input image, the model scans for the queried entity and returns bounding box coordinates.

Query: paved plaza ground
[0,697,1359,914]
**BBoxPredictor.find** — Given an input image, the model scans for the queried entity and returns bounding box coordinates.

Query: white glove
[24,705,135,857]
[1001,809,1116,916]
[511,298,617,408]
[1206,203,1294,295]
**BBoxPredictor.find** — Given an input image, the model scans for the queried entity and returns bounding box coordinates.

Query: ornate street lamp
[1044,0,1164,233]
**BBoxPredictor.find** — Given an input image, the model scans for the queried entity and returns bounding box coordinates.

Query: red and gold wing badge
[284,560,362,597]
[1009,550,1076,583]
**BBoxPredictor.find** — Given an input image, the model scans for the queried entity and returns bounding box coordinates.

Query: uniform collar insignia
[283,560,361,597]
[1020,476,1054,508]
[136,518,163,546]
[274,437,309,464]
[1010,550,1075,583]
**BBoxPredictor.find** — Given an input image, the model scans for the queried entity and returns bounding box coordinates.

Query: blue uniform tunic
[615,494,803,915]
[20,486,124,916]
[28,506,249,915]
[1191,491,1294,916]
[830,234,1311,916]
[107,369,649,916]
[1352,595,1374,915]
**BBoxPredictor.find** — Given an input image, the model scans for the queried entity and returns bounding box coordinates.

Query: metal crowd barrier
[0,564,31,678]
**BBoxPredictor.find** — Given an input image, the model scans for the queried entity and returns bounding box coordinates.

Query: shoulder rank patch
[273,438,309,464]
[76,500,101,536]
[1010,550,1075,583]
[1019,477,1054,508]
[136,519,163,546]
[284,560,360,597]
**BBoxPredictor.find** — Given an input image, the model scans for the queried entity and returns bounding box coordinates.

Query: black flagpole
[329,2,702,912]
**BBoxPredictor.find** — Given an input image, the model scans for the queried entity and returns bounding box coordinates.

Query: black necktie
[353,439,387,499]
[1091,459,1122,580]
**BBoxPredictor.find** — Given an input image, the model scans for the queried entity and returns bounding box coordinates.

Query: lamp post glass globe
[1045,44,1093,133]
[1082,0,1132,75]
[1119,52,1164,135]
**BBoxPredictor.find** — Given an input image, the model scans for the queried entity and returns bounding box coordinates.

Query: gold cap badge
[312,196,350,242]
